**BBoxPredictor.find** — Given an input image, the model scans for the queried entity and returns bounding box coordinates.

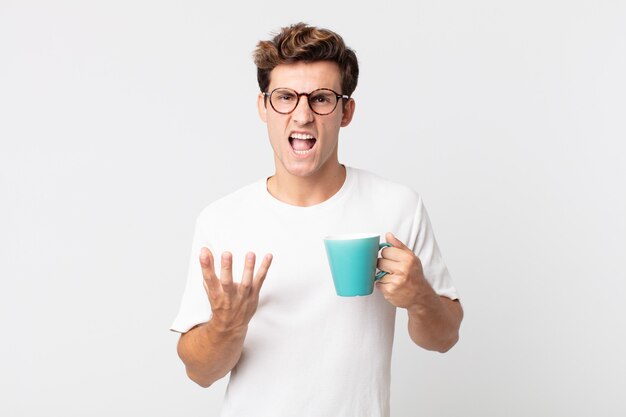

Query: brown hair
[253,22,359,97]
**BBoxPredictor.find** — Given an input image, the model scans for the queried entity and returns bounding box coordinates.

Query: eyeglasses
[263,88,349,116]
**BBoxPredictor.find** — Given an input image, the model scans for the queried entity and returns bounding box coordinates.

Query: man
[171,22,463,417]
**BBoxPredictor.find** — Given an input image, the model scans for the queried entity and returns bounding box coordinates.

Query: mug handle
[374,242,392,281]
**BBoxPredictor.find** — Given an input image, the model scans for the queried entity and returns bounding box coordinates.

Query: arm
[177,320,247,387]
[376,233,463,352]
[406,292,463,353]
[177,249,273,387]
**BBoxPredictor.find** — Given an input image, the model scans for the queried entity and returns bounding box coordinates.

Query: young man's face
[257,61,355,180]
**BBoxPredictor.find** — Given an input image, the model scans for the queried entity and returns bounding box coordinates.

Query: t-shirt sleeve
[408,196,459,300]
[170,216,213,333]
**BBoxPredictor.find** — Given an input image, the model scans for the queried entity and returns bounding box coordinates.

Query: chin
[281,161,321,178]
[286,167,317,178]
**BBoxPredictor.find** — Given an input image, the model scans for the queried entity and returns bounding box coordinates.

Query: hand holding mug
[375,232,430,309]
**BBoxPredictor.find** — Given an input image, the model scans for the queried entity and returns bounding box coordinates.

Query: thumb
[385,232,409,250]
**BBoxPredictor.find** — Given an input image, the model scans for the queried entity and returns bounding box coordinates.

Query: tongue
[291,138,315,151]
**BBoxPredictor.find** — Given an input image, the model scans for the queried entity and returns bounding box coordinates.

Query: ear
[340,98,355,127]
[257,92,268,122]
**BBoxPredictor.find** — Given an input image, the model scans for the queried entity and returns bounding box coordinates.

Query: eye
[273,90,296,102]
[310,93,333,103]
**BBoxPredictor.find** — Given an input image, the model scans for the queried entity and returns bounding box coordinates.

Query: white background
[1,1,625,416]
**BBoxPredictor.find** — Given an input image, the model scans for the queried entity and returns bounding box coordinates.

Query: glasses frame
[263,87,350,116]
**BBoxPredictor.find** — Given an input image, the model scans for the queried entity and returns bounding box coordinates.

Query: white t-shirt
[171,166,458,417]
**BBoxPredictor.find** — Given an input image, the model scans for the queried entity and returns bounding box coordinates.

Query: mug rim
[324,233,380,241]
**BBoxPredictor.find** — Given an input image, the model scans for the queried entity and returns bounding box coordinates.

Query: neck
[267,163,346,207]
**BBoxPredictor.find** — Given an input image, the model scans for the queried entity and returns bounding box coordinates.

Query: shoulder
[196,178,265,223]
[349,166,422,207]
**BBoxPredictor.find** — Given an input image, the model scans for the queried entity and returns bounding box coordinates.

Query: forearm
[177,319,247,387]
[407,291,463,353]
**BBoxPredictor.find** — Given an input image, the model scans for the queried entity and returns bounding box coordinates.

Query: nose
[292,94,314,125]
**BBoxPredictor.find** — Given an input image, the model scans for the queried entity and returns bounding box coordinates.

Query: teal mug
[323,233,392,297]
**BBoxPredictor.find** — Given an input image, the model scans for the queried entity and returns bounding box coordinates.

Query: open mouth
[289,132,317,155]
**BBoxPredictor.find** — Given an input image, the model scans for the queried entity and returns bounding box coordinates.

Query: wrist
[205,317,249,337]
[406,290,439,315]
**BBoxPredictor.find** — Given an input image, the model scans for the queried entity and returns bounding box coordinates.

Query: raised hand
[200,247,273,332]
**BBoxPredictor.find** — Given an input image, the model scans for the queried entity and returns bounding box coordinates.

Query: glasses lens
[308,90,338,115]
[268,88,341,115]
[270,89,298,113]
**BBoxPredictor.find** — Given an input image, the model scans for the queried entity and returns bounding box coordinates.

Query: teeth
[290,133,315,140]
[294,149,312,155]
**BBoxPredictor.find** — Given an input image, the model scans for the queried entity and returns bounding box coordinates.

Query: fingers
[376,275,393,286]
[385,232,410,251]
[381,233,412,261]
[379,246,404,262]
[200,247,219,292]
[220,252,234,289]
[241,252,273,293]
[240,252,256,292]
[203,249,272,295]
[253,253,273,290]
[376,259,397,285]
[377,258,398,276]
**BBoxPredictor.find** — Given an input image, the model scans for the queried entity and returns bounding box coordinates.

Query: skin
[177,61,462,388]
[377,233,463,352]
[257,61,355,207]
[177,249,272,387]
